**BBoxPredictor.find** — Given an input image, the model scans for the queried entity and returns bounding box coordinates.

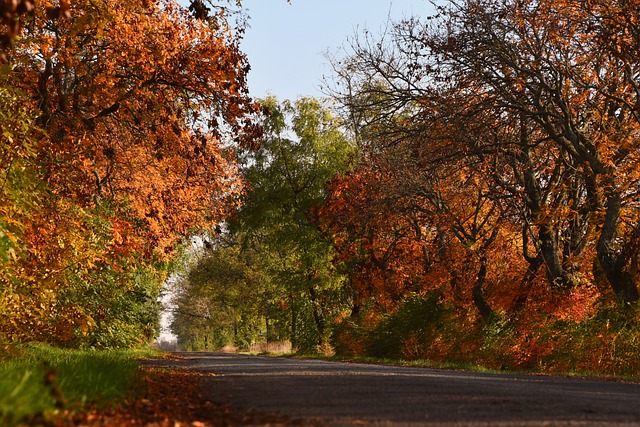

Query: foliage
[0,0,259,348]
[0,0,70,57]
[170,235,272,351]
[364,292,457,360]
[317,0,640,374]
[541,306,640,377]
[171,97,355,353]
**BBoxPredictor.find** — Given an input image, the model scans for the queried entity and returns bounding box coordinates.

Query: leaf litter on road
[32,358,307,427]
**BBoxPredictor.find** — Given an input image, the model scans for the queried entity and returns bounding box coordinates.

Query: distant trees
[171,238,270,350]
[171,97,355,351]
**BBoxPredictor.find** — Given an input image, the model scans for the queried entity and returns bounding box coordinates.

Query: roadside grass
[331,356,504,373]
[238,342,506,374]
[291,353,504,373]
[289,353,640,383]
[246,341,293,355]
[0,342,160,426]
[256,345,640,383]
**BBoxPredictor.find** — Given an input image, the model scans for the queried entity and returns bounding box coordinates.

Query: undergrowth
[331,292,640,380]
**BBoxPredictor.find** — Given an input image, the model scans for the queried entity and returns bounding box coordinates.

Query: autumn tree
[327,0,640,310]
[0,0,259,347]
[424,0,640,305]
[319,112,517,320]
[229,96,355,350]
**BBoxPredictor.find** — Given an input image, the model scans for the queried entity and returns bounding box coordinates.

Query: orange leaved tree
[0,0,259,347]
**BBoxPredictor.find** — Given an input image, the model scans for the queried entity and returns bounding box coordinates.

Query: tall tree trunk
[289,293,298,349]
[308,284,326,346]
[521,149,572,290]
[596,191,640,305]
[472,255,494,319]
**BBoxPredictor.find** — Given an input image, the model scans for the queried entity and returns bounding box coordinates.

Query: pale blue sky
[239,1,433,101]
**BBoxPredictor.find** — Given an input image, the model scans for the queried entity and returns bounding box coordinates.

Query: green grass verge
[289,353,640,382]
[0,343,160,426]
[290,352,503,372]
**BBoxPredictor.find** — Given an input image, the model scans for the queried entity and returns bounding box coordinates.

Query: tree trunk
[538,224,572,289]
[472,255,494,319]
[596,190,640,305]
[289,294,298,349]
[514,255,544,313]
[521,154,572,289]
[308,285,326,346]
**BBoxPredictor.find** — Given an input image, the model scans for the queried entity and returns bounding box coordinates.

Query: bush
[366,292,460,360]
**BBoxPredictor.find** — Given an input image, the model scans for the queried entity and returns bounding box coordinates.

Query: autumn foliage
[164,0,640,376]
[0,0,258,347]
[318,0,640,374]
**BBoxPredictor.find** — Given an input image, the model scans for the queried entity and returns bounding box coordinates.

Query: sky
[239,0,434,101]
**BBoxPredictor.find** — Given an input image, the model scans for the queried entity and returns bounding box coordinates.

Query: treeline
[0,0,258,349]
[173,0,640,374]
[171,97,355,352]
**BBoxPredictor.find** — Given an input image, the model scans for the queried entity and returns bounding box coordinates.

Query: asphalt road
[144,352,640,426]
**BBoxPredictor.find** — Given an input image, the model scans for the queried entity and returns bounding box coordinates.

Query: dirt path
[142,352,640,426]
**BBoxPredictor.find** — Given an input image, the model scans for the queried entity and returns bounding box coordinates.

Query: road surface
[143,352,640,426]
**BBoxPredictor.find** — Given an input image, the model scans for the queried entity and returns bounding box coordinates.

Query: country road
[142,353,640,426]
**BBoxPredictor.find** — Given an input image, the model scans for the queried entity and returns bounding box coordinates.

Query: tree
[427,0,640,305]
[0,0,260,347]
[327,0,640,308]
[174,98,354,351]
[233,97,355,349]
[171,97,355,352]
[171,235,270,350]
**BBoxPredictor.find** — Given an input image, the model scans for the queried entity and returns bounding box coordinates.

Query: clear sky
[239,1,433,101]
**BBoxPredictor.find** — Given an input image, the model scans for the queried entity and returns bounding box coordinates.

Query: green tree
[171,97,356,352]
[236,97,355,350]
[171,234,272,351]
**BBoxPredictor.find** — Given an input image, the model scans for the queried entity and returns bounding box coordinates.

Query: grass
[246,341,293,355]
[288,353,640,384]
[292,352,502,372]
[0,342,160,426]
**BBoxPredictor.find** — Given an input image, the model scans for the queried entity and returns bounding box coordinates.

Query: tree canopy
[171,97,355,352]
[317,0,640,369]
[0,0,259,348]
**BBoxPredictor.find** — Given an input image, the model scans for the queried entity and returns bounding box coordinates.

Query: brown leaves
[46,366,294,427]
